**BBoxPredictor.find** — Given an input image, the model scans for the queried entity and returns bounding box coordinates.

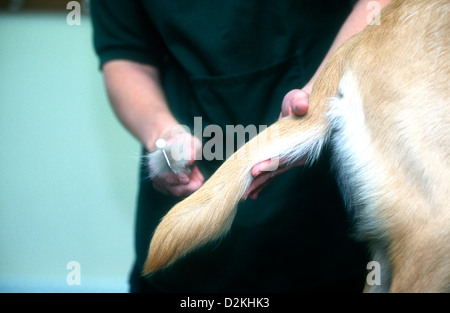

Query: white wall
[0,12,140,292]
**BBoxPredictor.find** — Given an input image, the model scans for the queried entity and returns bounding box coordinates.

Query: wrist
[144,115,179,152]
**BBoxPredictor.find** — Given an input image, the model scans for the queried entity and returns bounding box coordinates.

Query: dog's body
[143,0,450,292]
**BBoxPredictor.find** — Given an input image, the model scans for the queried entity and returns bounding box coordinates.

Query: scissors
[155,138,180,179]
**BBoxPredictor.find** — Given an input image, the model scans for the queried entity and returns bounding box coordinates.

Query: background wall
[0,11,140,292]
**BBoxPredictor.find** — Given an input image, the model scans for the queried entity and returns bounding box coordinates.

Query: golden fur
[143,0,449,292]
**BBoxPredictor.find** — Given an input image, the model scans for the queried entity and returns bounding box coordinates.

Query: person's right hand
[149,131,204,197]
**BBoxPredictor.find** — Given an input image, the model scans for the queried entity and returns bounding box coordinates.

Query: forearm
[102,60,179,152]
[304,0,391,91]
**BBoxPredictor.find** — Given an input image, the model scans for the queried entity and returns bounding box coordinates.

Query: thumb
[280,89,310,118]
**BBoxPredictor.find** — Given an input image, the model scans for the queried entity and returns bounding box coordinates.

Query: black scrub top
[91,0,368,292]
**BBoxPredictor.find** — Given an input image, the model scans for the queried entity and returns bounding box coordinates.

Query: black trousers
[129,263,366,293]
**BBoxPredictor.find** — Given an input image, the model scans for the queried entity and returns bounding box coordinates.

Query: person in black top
[91,0,390,292]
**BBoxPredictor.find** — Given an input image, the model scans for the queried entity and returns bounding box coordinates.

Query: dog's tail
[142,115,327,274]
[142,40,349,275]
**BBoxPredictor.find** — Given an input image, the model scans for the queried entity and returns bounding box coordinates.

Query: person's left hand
[242,88,311,200]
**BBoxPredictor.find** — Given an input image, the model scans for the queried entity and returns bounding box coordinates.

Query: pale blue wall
[0,12,140,292]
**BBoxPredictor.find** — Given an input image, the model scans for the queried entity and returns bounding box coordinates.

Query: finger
[188,165,205,185]
[249,177,275,200]
[151,160,203,187]
[242,171,276,200]
[176,171,191,184]
[153,176,200,197]
[153,172,181,185]
[251,159,275,177]
[246,160,285,199]
[244,162,303,200]
[153,165,204,197]
[281,89,298,117]
[166,176,203,197]
[290,90,309,116]
[280,89,310,118]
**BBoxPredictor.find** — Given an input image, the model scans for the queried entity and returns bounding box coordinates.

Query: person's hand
[279,88,311,119]
[243,88,311,200]
[149,131,204,197]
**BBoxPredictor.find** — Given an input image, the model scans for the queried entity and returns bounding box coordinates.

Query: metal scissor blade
[156,138,180,179]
